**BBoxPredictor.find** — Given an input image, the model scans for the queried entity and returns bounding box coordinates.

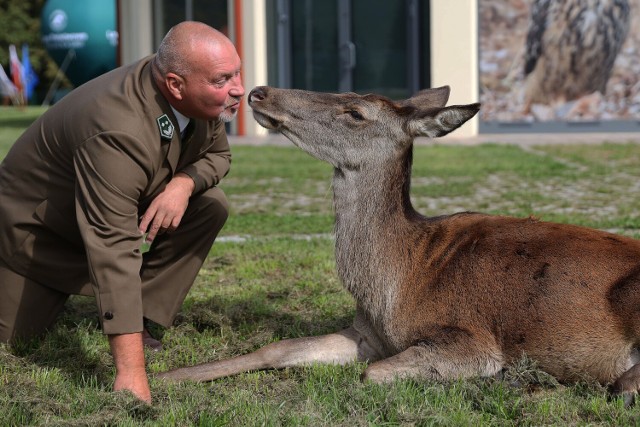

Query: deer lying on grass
[158,86,640,403]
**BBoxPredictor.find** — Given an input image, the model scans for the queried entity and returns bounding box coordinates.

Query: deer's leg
[362,326,503,383]
[610,363,640,407]
[156,326,382,382]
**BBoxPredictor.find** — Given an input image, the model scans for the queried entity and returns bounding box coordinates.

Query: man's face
[179,41,244,122]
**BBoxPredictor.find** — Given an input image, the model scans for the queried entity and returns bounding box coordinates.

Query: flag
[8,45,23,94]
[0,63,18,99]
[21,44,39,102]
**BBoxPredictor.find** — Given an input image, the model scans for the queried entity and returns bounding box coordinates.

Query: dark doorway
[269,0,430,99]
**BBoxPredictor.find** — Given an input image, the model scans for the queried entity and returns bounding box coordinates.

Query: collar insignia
[156,114,175,140]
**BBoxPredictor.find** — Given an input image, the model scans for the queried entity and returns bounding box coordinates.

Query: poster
[478,0,640,129]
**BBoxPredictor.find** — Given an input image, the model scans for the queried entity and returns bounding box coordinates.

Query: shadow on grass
[176,293,354,340]
[0,117,41,128]
[0,106,45,129]
[8,296,113,387]
[8,287,354,384]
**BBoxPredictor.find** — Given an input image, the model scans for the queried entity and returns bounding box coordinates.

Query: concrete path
[229,132,640,147]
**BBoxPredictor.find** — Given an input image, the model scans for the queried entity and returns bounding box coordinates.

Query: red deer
[158,86,640,404]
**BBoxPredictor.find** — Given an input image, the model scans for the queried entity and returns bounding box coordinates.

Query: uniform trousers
[0,186,228,343]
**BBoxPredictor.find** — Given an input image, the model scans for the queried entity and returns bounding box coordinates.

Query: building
[118,0,479,136]
[118,0,639,137]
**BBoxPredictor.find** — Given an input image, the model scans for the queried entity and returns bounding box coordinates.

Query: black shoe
[142,328,163,351]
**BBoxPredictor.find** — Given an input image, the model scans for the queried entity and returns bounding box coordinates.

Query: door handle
[340,41,356,70]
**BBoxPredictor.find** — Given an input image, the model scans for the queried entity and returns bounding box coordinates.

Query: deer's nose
[249,87,268,104]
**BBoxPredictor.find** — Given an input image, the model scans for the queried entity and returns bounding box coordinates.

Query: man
[0,21,244,403]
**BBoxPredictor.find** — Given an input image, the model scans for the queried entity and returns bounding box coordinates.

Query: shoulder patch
[156,114,175,140]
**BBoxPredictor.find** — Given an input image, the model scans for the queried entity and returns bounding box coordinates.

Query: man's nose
[230,74,244,97]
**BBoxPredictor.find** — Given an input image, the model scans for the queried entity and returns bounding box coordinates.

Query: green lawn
[2,107,640,425]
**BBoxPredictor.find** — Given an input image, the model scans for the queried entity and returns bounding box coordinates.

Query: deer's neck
[332,146,419,325]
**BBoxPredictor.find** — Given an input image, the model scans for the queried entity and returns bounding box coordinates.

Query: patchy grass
[2,109,640,424]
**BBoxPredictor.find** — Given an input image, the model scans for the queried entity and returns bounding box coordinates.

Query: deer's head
[248,86,479,170]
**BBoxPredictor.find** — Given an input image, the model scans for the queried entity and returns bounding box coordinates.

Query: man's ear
[406,103,481,138]
[165,73,185,100]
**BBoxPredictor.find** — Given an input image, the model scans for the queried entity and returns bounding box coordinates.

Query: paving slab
[229,132,640,147]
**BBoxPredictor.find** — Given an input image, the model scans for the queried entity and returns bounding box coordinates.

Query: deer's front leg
[362,326,504,383]
[156,326,381,382]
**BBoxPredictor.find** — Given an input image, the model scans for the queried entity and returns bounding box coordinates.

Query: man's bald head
[153,21,234,79]
[151,21,244,121]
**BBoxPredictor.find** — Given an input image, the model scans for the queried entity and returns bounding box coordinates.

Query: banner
[41,0,118,87]
[478,0,640,132]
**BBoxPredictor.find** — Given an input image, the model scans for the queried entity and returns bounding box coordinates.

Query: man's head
[152,21,244,122]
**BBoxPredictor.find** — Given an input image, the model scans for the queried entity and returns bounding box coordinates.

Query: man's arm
[74,134,152,401]
[138,172,195,242]
[109,333,151,403]
[140,120,231,242]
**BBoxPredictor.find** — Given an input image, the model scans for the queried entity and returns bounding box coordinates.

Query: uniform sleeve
[179,119,232,194]
[73,132,151,335]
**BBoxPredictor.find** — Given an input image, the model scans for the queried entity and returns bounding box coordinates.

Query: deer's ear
[406,103,480,138]
[400,86,451,109]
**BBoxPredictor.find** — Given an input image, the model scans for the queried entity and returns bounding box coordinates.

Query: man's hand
[109,332,152,403]
[139,173,195,242]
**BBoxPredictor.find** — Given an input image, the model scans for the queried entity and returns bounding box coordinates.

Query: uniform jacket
[0,55,231,334]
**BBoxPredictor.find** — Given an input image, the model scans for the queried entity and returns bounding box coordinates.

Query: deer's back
[390,212,640,382]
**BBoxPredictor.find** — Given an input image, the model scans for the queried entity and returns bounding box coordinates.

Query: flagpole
[41,49,75,107]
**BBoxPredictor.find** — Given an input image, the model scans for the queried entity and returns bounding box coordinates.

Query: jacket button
[104,312,114,320]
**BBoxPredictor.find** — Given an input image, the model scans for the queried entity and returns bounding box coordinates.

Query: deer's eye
[347,110,364,121]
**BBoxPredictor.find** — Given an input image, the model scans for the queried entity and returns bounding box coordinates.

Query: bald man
[0,22,244,402]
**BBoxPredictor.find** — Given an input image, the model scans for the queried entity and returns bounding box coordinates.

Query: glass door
[349,0,416,99]
[290,0,339,92]
[274,0,429,99]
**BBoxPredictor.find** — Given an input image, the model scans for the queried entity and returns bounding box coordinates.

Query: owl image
[523,0,630,106]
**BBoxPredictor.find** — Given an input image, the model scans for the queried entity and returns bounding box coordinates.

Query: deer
[157,85,640,404]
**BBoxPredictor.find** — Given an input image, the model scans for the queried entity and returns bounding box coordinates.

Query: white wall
[430,0,479,136]
[239,0,268,136]
[118,0,154,65]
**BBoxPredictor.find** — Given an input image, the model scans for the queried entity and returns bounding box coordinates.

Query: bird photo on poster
[478,0,639,123]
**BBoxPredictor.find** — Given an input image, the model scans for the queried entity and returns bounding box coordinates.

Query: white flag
[0,63,18,98]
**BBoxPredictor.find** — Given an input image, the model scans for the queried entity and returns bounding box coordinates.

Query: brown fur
[157,86,640,403]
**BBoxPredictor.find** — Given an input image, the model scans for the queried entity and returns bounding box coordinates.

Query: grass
[2,107,640,425]
[0,106,47,159]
